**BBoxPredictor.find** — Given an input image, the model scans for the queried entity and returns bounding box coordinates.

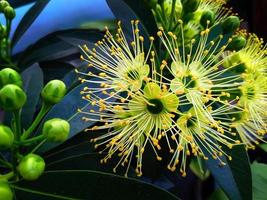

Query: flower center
[127,70,140,80]
[183,75,196,89]
[186,116,197,128]
[244,86,255,100]
[147,99,164,114]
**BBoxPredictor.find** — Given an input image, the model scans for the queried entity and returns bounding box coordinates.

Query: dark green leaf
[205,144,252,200]
[208,189,229,200]
[106,0,158,48]
[259,144,267,152]
[12,0,51,47]
[251,162,267,200]
[13,170,179,200]
[21,63,43,128]
[17,29,102,69]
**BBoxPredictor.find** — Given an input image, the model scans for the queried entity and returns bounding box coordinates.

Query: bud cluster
[0,67,70,190]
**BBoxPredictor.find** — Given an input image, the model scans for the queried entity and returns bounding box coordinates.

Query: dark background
[228,0,266,41]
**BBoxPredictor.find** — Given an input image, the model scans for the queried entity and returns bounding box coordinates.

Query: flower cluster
[76,0,267,177]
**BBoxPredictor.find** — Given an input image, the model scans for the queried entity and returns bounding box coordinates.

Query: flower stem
[16,135,45,145]
[0,158,12,169]
[0,171,14,181]
[21,103,51,140]
[11,110,21,177]
[168,0,177,31]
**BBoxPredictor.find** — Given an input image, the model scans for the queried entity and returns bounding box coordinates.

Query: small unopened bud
[200,10,215,27]
[17,154,45,181]
[0,84,26,111]
[41,80,66,105]
[0,125,14,150]
[0,1,9,12]
[42,118,70,142]
[221,16,240,34]
[0,181,13,200]
[227,36,247,51]
[4,6,15,20]
[0,68,23,88]
[182,0,200,13]
[145,0,157,8]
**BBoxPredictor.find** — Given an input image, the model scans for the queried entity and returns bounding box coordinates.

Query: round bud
[0,68,23,89]
[17,154,45,181]
[0,181,13,200]
[221,16,240,34]
[200,10,215,27]
[145,0,157,8]
[182,0,200,13]
[0,125,14,150]
[42,118,70,142]
[227,36,247,51]
[41,80,66,105]
[0,1,9,12]
[4,6,15,20]
[0,84,26,111]
[163,0,183,18]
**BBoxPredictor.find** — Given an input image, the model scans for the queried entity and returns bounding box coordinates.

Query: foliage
[0,0,266,199]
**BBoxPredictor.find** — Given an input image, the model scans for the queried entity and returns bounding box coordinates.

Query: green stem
[16,135,45,145]
[30,139,47,154]
[5,18,12,58]
[0,171,14,181]
[0,159,12,169]
[167,0,177,31]
[11,110,21,176]
[21,103,51,140]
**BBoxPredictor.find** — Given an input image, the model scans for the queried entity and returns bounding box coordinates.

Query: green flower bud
[17,154,45,181]
[42,118,70,142]
[0,125,14,150]
[221,16,240,34]
[200,10,215,27]
[0,68,23,88]
[0,181,13,200]
[4,6,15,20]
[0,84,27,111]
[182,0,200,13]
[41,80,66,105]
[227,36,247,51]
[0,1,9,12]
[145,0,158,8]
[163,0,183,19]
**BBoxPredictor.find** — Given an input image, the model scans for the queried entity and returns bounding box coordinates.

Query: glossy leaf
[205,144,252,200]
[251,162,267,200]
[12,0,51,47]
[13,170,179,200]
[21,63,43,128]
[106,0,158,48]
[17,29,102,69]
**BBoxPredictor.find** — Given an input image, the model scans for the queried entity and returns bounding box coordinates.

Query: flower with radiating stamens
[167,106,240,176]
[231,75,267,148]
[223,34,267,75]
[157,26,243,121]
[76,20,153,92]
[78,80,179,177]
